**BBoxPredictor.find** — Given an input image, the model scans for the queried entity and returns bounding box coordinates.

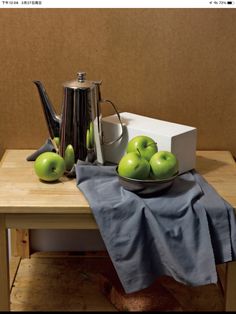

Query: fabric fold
[76,163,236,294]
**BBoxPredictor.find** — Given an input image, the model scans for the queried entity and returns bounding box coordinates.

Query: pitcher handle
[100,99,124,145]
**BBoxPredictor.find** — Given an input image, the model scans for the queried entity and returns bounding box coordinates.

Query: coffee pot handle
[100,99,124,145]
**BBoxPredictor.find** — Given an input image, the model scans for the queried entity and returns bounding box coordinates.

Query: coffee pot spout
[33,80,61,139]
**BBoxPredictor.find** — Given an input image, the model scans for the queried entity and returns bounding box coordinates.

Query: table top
[0,149,235,214]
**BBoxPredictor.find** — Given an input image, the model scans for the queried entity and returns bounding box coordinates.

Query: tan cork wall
[0,9,236,158]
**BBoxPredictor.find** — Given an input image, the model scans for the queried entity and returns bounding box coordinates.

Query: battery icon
[227,1,234,4]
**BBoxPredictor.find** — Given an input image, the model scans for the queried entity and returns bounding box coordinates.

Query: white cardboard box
[102,112,197,174]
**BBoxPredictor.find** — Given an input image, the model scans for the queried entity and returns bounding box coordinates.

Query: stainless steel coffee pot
[33,72,123,165]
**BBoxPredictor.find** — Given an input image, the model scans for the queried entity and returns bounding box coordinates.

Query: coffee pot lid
[63,72,97,89]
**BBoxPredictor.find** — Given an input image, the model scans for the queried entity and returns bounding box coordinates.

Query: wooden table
[0,150,236,311]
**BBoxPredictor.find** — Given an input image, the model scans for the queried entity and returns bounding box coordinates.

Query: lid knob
[77,72,86,83]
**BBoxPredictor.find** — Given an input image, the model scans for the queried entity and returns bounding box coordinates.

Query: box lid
[103,112,196,136]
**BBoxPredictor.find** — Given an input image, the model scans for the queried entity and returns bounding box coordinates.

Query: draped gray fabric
[76,163,236,294]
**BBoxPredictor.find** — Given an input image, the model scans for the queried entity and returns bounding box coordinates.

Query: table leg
[11,229,30,258]
[0,214,10,311]
[225,261,236,311]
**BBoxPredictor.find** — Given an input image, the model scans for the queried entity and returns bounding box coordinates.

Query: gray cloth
[26,139,56,161]
[76,163,236,294]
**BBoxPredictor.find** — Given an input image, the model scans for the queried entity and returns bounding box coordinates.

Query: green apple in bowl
[117,151,150,180]
[150,151,178,180]
[126,135,158,161]
[34,152,65,182]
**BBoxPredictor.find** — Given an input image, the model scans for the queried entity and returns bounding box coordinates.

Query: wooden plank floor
[10,253,117,312]
[9,252,226,312]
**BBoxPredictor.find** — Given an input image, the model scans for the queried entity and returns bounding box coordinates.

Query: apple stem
[136,148,142,157]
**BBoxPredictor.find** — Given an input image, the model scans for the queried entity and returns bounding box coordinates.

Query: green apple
[89,122,94,148]
[34,152,65,182]
[118,152,150,180]
[53,137,60,148]
[150,151,178,180]
[86,123,94,149]
[126,135,158,161]
[86,129,91,149]
[64,144,75,171]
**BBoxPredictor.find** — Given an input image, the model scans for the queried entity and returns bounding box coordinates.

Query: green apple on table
[150,151,178,180]
[117,151,150,180]
[126,135,158,161]
[89,122,94,148]
[64,144,75,171]
[53,137,60,148]
[86,122,94,150]
[86,129,91,149]
[34,152,66,182]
